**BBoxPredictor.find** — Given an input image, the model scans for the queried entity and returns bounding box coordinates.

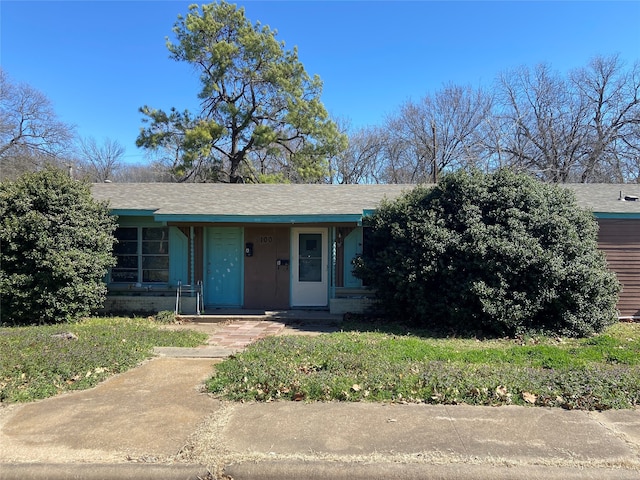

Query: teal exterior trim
[360,209,376,225]
[189,226,195,287]
[116,216,165,227]
[112,210,640,225]
[152,214,364,224]
[168,227,189,288]
[594,212,640,219]
[111,209,157,217]
[344,227,363,288]
[330,227,337,299]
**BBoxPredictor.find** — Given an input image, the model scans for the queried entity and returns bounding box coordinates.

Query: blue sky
[2,1,639,164]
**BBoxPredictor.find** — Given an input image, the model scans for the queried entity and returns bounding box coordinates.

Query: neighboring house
[565,184,640,319]
[91,183,640,318]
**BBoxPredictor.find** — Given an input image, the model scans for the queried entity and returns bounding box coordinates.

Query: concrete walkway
[154,314,342,358]
[1,318,639,480]
[154,320,287,358]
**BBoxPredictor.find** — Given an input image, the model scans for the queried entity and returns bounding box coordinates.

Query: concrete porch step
[153,345,236,358]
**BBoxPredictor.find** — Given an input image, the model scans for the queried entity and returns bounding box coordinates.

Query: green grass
[206,322,640,410]
[0,317,207,403]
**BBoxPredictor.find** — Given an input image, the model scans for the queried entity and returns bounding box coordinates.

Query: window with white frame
[111,227,169,283]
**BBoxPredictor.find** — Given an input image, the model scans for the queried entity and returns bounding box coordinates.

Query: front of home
[91,183,410,316]
[91,183,640,318]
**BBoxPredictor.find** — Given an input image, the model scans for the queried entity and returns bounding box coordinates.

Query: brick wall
[101,296,198,315]
[330,297,380,315]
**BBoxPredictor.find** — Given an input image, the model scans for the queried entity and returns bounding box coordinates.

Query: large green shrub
[354,169,621,337]
[0,168,117,325]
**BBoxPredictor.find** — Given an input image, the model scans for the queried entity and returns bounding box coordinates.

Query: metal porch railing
[174,280,203,315]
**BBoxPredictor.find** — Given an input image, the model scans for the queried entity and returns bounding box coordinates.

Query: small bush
[353,169,620,337]
[154,310,178,324]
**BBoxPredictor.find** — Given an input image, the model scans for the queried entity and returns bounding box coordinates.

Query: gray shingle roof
[90,183,413,217]
[90,182,640,217]
[564,184,640,214]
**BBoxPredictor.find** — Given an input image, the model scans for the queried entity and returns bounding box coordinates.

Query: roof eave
[593,211,640,219]
[152,214,365,224]
[110,209,158,216]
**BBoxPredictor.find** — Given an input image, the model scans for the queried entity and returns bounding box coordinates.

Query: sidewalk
[1,318,639,480]
[220,402,640,479]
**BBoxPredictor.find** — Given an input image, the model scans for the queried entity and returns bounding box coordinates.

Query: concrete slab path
[155,318,340,358]
[0,358,219,465]
[206,320,285,350]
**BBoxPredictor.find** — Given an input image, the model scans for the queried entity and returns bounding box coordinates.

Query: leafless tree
[385,102,435,183]
[373,125,427,184]
[78,137,126,182]
[493,63,589,182]
[0,69,75,179]
[330,125,386,184]
[570,55,640,183]
[111,161,176,183]
[492,56,640,183]
[382,84,493,183]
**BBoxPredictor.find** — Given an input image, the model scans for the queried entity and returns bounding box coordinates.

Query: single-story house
[91,183,409,316]
[91,183,640,318]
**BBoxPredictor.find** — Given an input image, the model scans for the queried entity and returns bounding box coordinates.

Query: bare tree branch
[0,69,75,166]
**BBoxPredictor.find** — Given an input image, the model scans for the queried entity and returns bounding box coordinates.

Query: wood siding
[243,227,290,310]
[597,219,640,317]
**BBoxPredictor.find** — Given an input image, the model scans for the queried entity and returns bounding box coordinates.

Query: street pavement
[1,316,639,480]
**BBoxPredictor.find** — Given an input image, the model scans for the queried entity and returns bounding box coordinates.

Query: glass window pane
[298,233,322,282]
[143,227,168,241]
[142,241,168,254]
[114,241,137,255]
[299,234,321,258]
[299,258,322,282]
[111,270,138,283]
[115,227,137,241]
[142,256,169,269]
[116,255,138,269]
[143,270,169,283]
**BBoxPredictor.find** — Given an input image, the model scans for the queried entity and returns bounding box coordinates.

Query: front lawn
[207,322,640,410]
[0,317,207,403]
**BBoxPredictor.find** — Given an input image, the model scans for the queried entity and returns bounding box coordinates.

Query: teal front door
[206,227,242,307]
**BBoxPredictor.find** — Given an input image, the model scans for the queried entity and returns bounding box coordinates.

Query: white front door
[291,228,328,307]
